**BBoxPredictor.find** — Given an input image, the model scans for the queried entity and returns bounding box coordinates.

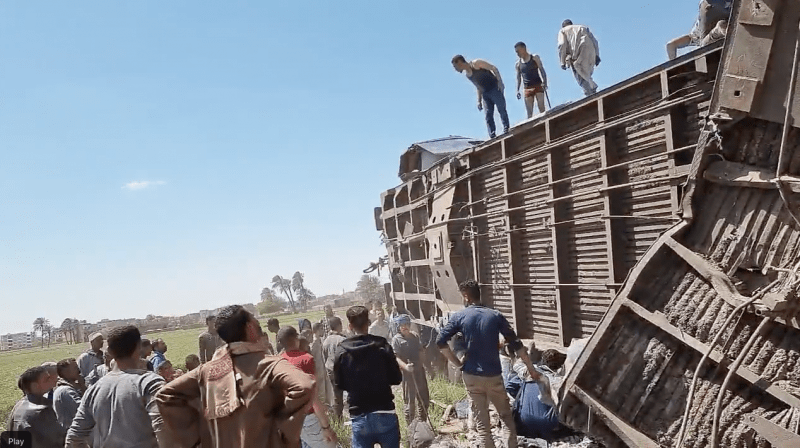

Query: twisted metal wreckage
[373,0,800,446]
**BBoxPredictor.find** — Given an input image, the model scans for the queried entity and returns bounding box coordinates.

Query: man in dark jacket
[333,306,403,448]
[6,365,65,448]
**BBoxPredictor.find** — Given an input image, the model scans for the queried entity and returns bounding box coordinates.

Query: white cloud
[122,180,166,191]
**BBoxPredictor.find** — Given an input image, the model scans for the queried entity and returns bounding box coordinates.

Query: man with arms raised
[334,306,403,448]
[157,304,315,447]
[437,280,549,448]
[66,325,167,447]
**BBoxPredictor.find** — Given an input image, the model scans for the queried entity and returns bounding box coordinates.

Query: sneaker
[489,133,496,139]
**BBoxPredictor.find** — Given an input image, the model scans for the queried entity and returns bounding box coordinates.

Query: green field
[0,308,330,430]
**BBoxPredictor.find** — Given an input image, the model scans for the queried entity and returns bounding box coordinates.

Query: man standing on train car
[452,55,510,139]
[514,42,548,118]
[437,280,548,448]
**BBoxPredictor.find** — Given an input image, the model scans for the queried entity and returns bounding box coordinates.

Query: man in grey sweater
[66,325,167,448]
[6,365,65,448]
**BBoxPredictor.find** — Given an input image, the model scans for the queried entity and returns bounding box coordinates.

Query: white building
[1,332,34,351]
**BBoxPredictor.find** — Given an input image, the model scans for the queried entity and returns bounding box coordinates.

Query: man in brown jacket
[156,305,316,448]
[198,315,224,363]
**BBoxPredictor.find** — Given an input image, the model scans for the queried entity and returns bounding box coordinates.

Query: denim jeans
[350,412,400,448]
[481,88,510,137]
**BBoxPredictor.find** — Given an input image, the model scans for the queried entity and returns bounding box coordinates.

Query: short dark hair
[56,358,76,378]
[18,366,48,393]
[329,316,343,332]
[451,54,466,65]
[216,305,252,343]
[277,326,299,346]
[107,326,142,359]
[562,19,573,27]
[266,318,280,330]
[206,315,216,324]
[514,41,526,49]
[346,306,370,330]
[185,354,200,363]
[156,360,173,374]
[312,322,323,332]
[141,338,152,348]
[459,280,481,303]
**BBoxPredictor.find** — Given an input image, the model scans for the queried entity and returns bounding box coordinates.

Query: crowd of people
[5,280,573,448]
[455,1,732,140]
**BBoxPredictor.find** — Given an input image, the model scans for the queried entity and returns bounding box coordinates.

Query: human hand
[323,428,338,443]
[516,92,521,100]
[405,363,415,373]
[477,102,483,111]
[561,65,567,70]
[596,56,601,66]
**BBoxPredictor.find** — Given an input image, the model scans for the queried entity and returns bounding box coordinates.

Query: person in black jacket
[333,305,403,448]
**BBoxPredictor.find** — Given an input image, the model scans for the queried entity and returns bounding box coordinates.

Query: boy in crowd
[53,358,86,431]
[7,365,64,448]
[334,306,403,448]
[184,354,201,372]
[278,326,338,448]
[322,316,347,419]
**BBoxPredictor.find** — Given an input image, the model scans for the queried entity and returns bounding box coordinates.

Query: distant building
[1,332,34,351]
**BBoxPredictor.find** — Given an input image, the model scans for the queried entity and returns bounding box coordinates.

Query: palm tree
[60,318,74,344]
[44,324,54,347]
[291,271,309,311]
[32,317,49,348]
[272,275,297,313]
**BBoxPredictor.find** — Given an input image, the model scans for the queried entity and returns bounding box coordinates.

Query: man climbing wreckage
[557,19,601,96]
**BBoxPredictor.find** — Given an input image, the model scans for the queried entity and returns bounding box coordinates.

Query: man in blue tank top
[514,42,548,118]
[451,55,510,139]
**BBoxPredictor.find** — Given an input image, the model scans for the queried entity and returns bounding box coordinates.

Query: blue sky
[0,1,699,334]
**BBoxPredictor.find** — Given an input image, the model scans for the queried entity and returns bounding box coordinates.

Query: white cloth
[368,320,391,339]
[558,24,600,95]
[300,413,336,448]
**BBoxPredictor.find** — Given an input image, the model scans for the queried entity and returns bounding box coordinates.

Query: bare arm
[474,59,504,88]
[515,61,522,96]
[533,54,547,87]
[439,345,463,368]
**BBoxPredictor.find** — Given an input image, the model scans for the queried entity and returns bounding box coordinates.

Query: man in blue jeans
[452,55,510,139]
[437,280,546,448]
[333,306,403,448]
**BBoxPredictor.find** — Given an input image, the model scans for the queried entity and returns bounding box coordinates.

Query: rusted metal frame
[598,99,623,301]
[622,298,800,410]
[661,69,682,215]
[703,160,800,192]
[497,170,596,200]
[500,139,523,335]
[547,125,571,347]
[744,413,800,448]
[466,155,481,285]
[775,19,800,228]
[479,282,623,287]
[570,386,661,448]
[559,222,689,411]
[601,215,680,221]
[597,144,694,173]
[663,237,750,308]
[544,172,683,206]
[418,90,709,209]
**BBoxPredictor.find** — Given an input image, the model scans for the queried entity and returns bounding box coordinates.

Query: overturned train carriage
[559,1,800,447]
[376,42,724,347]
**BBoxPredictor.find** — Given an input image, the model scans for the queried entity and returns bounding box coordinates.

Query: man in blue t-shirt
[437,280,544,448]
